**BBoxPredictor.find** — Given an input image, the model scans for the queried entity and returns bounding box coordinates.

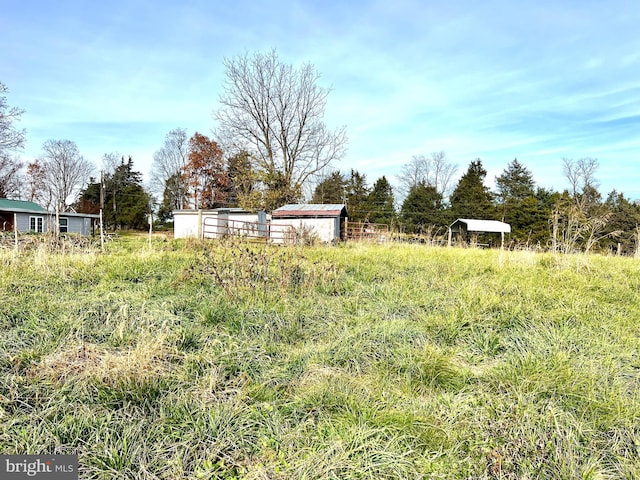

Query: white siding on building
[174,211,201,238]
[271,217,338,243]
[226,212,266,238]
[173,210,265,239]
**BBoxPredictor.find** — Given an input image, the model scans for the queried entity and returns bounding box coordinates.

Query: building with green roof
[0,198,99,235]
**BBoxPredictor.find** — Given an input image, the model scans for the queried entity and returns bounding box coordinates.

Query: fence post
[13,213,18,250]
[99,209,105,253]
[148,213,153,247]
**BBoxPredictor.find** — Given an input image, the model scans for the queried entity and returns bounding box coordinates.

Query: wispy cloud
[1,0,639,197]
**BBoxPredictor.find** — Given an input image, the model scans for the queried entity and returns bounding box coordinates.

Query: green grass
[1,237,639,478]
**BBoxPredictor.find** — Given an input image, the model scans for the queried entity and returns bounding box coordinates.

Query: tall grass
[1,237,639,478]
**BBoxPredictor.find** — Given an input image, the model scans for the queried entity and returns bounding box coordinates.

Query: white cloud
[2,0,639,197]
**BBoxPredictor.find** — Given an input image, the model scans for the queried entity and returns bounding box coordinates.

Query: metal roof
[173,208,253,215]
[450,218,511,233]
[0,199,99,218]
[0,198,47,213]
[59,212,100,219]
[272,204,347,217]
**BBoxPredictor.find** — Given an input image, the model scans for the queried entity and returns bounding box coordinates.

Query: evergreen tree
[449,159,496,220]
[158,173,183,223]
[106,157,150,229]
[311,171,346,204]
[227,151,257,208]
[77,156,151,230]
[495,159,536,239]
[76,179,101,214]
[345,169,370,222]
[496,159,535,204]
[157,167,188,219]
[514,187,557,247]
[400,181,445,233]
[367,176,395,225]
[603,190,640,254]
[262,170,301,211]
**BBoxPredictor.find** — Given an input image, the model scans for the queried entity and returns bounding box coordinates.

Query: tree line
[312,155,640,255]
[2,47,640,254]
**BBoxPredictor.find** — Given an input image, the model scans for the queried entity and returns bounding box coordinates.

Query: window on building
[29,216,44,233]
[59,218,68,233]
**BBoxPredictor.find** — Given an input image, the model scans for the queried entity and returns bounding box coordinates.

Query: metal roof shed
[448,218,511,248]
[271,204,348,243]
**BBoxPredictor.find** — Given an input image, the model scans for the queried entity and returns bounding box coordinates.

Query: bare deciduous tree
[38,139,94,211]
[102,152,123,175]
[214,50,347,208]
[150,128,189,210]
[553,157,616,253]
[0,82,26,198]
[562,157,599,210]
[0,156,22,198]
[25,160,48,205]
[397,156,426,197]
[397,151,457,200]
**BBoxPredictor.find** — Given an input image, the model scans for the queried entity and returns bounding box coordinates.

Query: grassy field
[1,236,639,479]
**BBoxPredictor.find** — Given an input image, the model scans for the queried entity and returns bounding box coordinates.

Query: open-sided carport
[448,218,511,248]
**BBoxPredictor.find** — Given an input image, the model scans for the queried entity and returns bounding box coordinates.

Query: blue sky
[2,0,640,199]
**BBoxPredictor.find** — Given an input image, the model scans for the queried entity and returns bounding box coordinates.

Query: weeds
[0,237,639,478]
[189,238,339,305]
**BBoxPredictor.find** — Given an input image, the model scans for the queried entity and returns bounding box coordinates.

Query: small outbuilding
[270,204,348,243]
[448,218,511,248]
[0,198,98,235]
[173,208,267,239]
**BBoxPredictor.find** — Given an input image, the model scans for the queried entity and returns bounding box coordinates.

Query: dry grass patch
[29,333,180,388]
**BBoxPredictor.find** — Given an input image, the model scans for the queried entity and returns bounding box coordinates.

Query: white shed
[270,204,348,243]
[173,209,266,239]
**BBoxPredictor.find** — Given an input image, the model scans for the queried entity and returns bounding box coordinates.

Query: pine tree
[400,181,445,233]
[496,159,535,204]
[345,169,370,222]
[158,173,183,223]
[495,159,536,238]
[311,171,346,204]
[227,151,257,208]
[367,176,395,225]
[107,157,151,229]
[77,156,151,230]
[603,190,640,253]
[450,159,495,220]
